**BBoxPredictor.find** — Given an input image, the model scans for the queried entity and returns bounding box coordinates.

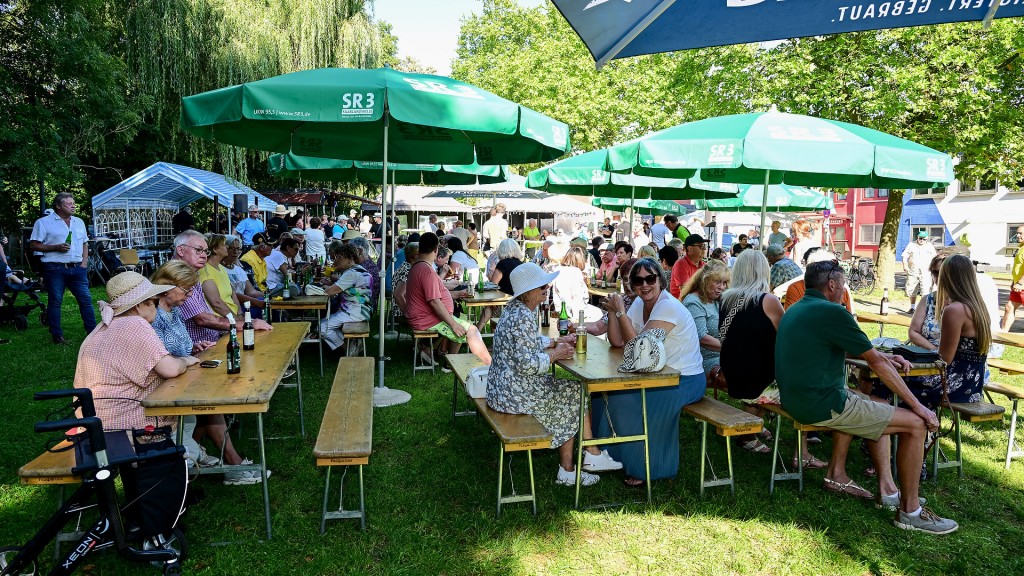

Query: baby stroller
[0,268,47,332]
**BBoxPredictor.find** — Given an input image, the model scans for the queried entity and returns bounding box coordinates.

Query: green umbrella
[267,152,509,185]
[696,184,834,212]
[605,110,953,238]
[183,67,570,405]
[527,148,736,236]
[591,197,688,216]
[183,67,569,165]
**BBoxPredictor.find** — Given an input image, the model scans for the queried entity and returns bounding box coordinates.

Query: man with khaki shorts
[776,260,957,535]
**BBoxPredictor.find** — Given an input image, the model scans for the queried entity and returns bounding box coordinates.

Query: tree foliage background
[453,0,1024,286]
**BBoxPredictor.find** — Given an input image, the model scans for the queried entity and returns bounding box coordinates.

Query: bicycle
[0,389,187,576]
[846,257,876,294]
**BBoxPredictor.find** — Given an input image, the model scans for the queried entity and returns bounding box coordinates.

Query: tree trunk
[876,189,905,291]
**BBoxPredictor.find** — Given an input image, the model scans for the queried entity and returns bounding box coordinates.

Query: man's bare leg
[878,407,927,513]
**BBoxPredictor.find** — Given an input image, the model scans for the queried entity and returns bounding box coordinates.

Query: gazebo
[91,162,279,248]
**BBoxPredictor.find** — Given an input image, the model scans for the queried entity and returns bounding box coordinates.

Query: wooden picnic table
[994,331,1024,349]
[269,294,329,376]
[587,285,620,299]
[855,310,912,338]
[553,329,679,508]
[845,357,945,379]
[142,321,308,540]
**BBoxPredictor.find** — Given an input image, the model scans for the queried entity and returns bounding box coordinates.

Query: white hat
[510,262,559,299]
[247,204,258,211]
[289,227,305,236]
[97,272,173,326]
[806,250,837,265]
[274,205,288,216]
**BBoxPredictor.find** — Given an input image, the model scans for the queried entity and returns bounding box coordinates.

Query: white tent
[377,185,473,213]
[91,162,279,248]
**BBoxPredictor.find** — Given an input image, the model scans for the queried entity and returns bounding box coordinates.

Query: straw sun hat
[97,272,172,325]
[274,205,289,216]
[510,262,559,299]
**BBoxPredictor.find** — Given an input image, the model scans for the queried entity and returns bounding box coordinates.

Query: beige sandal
[741,439,771,454]
[823,477,874,500]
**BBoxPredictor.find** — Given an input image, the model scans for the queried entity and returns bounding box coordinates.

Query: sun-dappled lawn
[1,287,1024,575]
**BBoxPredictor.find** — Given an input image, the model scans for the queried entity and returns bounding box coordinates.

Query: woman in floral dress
[487,263,622,487]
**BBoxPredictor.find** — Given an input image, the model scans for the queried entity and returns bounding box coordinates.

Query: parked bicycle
[846,257,876,294]
[0,389,187,576]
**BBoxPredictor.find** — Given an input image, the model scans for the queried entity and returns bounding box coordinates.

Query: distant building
[826,187,889,260]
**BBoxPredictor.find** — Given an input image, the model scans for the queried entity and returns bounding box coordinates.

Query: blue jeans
[44,263,96,338]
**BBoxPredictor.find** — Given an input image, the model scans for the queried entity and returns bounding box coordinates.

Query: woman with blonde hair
[637,244,658,259]
[935,254,991,403]
[199,233,239,318]
[679,260,730,374]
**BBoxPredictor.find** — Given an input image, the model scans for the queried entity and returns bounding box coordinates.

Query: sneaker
[282,368,296,380]
[441,366,452,373]
[893,507,958,535]
[196,446,221,467]
[876,492,926,511]
[556,466,599,486]
[223,459,272,486]
[583,449,623,472]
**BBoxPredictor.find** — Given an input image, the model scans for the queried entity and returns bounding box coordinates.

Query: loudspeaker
[233,194,248,215]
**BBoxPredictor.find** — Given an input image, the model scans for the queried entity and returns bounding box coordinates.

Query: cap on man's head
[251,232,274,247]
[373,212,382,218]
[248,204,258,212]
[684,234,707,247]
[766,244,785,258]
[917,230,929,239]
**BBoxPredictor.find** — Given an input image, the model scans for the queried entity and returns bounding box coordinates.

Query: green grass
[2,289,1024,575]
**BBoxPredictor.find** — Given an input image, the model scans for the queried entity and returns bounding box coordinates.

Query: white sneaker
[223,459,272,486]
[556,466,599,487]
[583,449,623,472]
[196,446,220,468]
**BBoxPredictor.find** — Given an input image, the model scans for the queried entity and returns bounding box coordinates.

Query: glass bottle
[558,302,570,336]
[242,301,255,350]
[225,313,241,374]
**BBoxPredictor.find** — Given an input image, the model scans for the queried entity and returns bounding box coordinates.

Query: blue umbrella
[550,1,1024,67]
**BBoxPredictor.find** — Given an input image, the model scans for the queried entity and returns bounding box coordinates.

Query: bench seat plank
[19,441,80,485]
[684,398,763,437]
[314,357,374,464]
[472,398,551,451]
[342,321,370,337]
[985,382,1024,400]
[943,401,1004,423]
[989,358,1024,376]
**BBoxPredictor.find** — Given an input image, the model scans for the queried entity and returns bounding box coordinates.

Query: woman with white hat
[73,272,197,431]
[487,263,622,487]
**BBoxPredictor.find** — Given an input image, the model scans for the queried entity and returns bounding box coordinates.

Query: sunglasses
[631,274,659,286]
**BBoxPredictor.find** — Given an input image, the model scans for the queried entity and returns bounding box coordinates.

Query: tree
[0,0,139,231]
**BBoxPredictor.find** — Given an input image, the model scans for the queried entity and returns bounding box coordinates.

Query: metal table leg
[257,413,272,540]
[296,350,305,438]
[641,388,652,504]
[317,307,324,377]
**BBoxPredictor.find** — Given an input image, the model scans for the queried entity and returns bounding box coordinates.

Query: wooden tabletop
[845,357,945,378]
[989,357,1024,376]
[270,295,329,311]
[856,311,912,328]
[463,290,510,307]
[142,322,308,417]
[994,331,1024,349]
[556,334,679,393]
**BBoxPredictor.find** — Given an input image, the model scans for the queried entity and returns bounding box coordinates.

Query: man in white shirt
[29,193,95,344]
[482,205,509,252]
[901,231,938,313]
[265,238,300,291]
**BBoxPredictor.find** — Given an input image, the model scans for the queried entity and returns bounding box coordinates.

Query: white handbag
[465,365,489,398]
[618,328,668,373]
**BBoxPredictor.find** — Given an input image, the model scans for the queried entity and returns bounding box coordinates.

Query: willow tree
[125,0,389,185]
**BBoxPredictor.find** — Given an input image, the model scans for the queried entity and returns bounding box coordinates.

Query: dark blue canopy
[551,0,1024,67]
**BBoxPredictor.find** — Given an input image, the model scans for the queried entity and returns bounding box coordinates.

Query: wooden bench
[985,382,1024,468]
[313,357,373,533]
[683,397,763,496]
[445,354,551,516]
[931,399,1005,479]
[447,353,484,422]
[341,321,369,356]
[18,442,85,560]
[760,404,832,494]
[412,330,440,375]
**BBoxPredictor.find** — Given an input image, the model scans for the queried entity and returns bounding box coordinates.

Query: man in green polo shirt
[776,260,957,535]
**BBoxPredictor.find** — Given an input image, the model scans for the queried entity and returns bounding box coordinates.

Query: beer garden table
[553,330,679,508]
[142,322,308,540]
[271,295,329,376]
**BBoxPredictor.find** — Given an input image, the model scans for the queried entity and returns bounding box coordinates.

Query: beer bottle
[64,230,73,245]
[558,302,570,336]
[282,271,291,300]
[477,267,486,293]
[575,310,587,354]
[541,293,551,328]
[242,301,255,350]
[225,313,241,374]
[880,288,889,316]
[263,286,273,325]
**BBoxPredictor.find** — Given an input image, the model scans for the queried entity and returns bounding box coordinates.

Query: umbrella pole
[758,170,770,250]
[628,186,636,241]
[377,120,390,390]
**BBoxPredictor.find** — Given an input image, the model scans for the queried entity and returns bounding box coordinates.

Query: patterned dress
[487,298,581,448]
[321,264,373,351]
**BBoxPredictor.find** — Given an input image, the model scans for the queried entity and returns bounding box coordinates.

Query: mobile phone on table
[200,360,222,368]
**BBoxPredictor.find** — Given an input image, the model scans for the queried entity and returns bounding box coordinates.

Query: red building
[827,188,889,260]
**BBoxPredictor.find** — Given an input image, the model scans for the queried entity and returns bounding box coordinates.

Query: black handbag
[892,344,940,363]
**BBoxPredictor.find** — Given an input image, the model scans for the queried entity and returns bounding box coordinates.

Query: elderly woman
[222,235,265,319]
[599,257,707,486]
[320,242,373,352]
[550,244,602,323]
[150,262,267,484]
[489,238,524,294]
[487,263,621,486]
[596,247,617,282]
[200,234,240,318]
[679,260,730,374]
[74,272,194,432]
